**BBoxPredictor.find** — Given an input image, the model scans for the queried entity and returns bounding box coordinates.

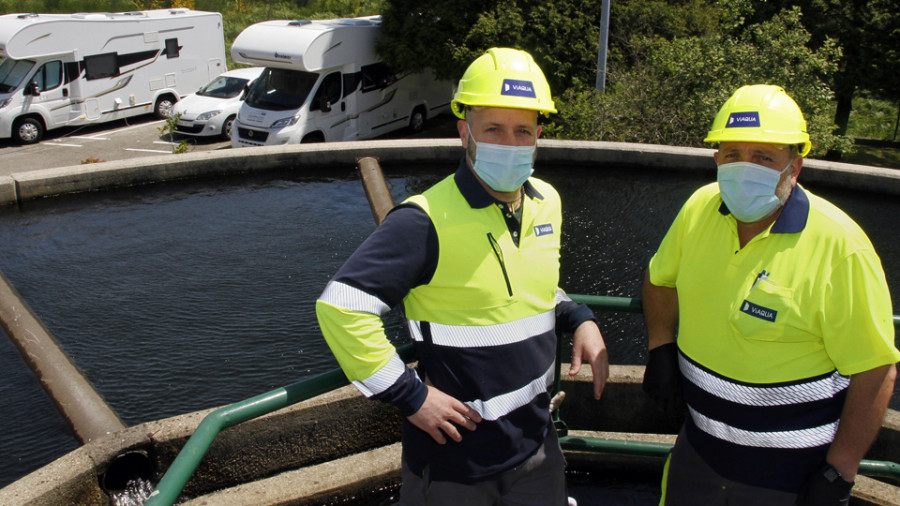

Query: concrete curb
[1,139,897,206]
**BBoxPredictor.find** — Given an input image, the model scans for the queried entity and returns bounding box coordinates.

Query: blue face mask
[467,124,536,192]
[717,160,792,222]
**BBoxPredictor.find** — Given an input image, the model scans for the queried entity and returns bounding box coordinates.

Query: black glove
[795,462,853,506]
[642,342,684,414]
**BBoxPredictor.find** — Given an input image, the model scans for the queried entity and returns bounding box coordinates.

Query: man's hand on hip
[408,386,482,444]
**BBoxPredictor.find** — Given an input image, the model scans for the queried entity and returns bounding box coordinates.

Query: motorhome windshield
[245,68,318,111]
[0,58,35,93]
[198,75,250,99]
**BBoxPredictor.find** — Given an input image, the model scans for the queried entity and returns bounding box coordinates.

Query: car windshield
[0,58,35,93]
[244,68,318,111]
[197,75,250,99]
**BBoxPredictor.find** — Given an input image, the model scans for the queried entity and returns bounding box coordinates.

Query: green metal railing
[146,297,900,505]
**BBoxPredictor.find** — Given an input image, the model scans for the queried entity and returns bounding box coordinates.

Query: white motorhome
[0,9,226,144]
[230,15,453,147]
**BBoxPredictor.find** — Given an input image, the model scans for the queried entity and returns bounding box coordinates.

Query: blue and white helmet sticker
[726,111,761,128]
[502,79,537,98]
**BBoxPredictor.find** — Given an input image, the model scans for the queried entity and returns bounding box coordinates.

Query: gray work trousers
[399,429,567,506]
[662,427,798,506]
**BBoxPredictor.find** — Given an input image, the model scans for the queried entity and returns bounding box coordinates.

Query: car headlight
[196,110,222,121]
[270,116,300,128]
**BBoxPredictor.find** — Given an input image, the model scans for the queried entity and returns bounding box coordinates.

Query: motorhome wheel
[409,106,426,133]
[13,117,44,144]
[154,95,177,119]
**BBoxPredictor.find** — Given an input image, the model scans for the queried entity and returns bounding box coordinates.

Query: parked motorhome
[0,9,226,144]
[230,15,453,147]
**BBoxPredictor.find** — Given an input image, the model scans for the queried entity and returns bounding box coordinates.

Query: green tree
[378,0,719,96]
[738,0,900,158]
[547,7,848,157]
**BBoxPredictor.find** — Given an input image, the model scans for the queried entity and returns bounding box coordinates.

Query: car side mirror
[23,81,40,96]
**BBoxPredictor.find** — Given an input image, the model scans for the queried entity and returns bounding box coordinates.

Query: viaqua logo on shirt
[740,300,777,322]
[534,223,553,236]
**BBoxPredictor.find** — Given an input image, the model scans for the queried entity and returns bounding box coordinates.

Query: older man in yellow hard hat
[642,84,899,505]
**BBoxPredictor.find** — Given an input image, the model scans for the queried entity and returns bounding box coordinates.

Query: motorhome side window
[33,61,63,91]
[310,72,341,112]
[165,38,180,58]
[342,73,361,98]
[360,63,396,92]
[84,53,119,80]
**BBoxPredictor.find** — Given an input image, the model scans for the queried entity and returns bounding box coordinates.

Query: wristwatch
[822,463,847,484]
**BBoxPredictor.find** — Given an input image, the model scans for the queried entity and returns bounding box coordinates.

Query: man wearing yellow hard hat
[641,84,899,505]
[317,48,608,505]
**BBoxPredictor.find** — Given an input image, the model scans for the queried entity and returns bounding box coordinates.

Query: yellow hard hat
[451,47,557,119]
[704,84,811,157]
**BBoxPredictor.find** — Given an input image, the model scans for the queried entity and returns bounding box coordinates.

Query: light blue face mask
[467,124,536,192]
[717,160,792,222]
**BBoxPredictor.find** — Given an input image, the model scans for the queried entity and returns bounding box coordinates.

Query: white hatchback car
[171,67,264,140]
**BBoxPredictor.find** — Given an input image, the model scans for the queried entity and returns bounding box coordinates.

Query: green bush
[848,97,899,141]
[546,7,852,158]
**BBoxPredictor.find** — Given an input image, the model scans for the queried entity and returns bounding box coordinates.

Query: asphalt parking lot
[0,114,460,177]
[0,116,231,176]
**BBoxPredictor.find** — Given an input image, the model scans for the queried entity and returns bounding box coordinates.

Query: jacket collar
[718,183,809,233]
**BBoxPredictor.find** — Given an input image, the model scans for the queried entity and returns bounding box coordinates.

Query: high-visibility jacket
[317,159,595,482]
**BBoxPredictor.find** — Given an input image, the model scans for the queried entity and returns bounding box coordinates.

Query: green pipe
[570,294,643,314]
[560,436,900,482]
[859,459,900,482]
[146,368,350,505]
[560,435,671,458]
[146,343,414,506]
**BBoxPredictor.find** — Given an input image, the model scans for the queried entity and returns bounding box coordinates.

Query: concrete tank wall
[1,140,898,206]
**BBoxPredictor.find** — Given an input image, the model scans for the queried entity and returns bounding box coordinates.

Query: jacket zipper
[487,233,513,296]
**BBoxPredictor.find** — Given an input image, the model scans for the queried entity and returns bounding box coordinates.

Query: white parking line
[112,120,166,134]
[69,120,165,141]
[153,141,180,146]
[124,148,172,153]
[68,135,110,141]
[44,143,83,147]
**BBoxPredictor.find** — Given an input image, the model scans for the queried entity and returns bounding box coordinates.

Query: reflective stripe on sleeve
[319,280,390,316]
[465,363,555,421]
[352,353,412,397]
[689,406,839,448]
[407,310,555,348]
[554,288,571,304]
[680,354,850,407]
